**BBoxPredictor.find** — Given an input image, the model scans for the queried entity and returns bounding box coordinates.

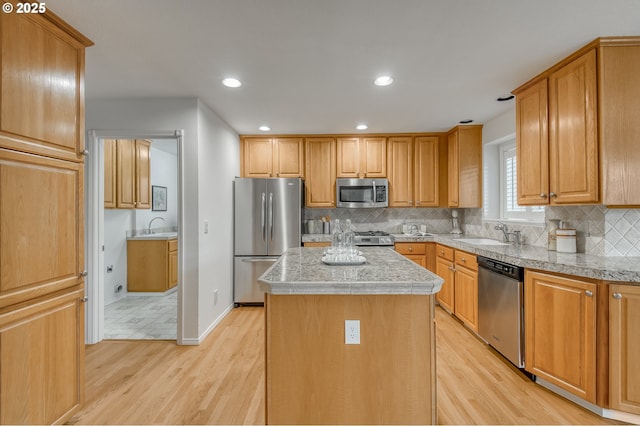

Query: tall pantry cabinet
[0,8,92,425]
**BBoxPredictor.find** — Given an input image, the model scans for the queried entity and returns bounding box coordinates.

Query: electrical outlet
[345,320,360,344]
[204,220,209,234]
[107,265,113,273]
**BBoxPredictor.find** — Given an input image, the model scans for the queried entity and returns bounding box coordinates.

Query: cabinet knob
[448,266,456,272]
[549,192,558,198]
[81,297,88,303]
[440,250,444,255]
[80,270,88,277]
[461,257,466,262]
[585,290,594,297]
[408,247,413,252]
[82,149,89,156]
[408,200,413,205]
[539,193,547,199]
[613,293,622,299]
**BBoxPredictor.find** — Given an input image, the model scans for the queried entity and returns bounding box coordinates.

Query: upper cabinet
[447,125,483,208]
[0,12,92,162]
[387,135,445,208]
[305,137,336,207]
[105,139,151,209]
[336,137,386,178]
[241,137,304,178]
[513,37,640,206]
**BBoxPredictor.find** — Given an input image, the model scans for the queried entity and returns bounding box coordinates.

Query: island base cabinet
[265,294,436,425]
[609,284,640,415]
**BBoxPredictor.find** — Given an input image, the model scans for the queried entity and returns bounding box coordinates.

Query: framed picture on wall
[152,185,167,211]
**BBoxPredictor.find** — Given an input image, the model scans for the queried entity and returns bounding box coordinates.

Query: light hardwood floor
[68,306,623,425]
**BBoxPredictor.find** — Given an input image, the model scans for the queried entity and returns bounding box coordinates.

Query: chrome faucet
[495,222,522,245]
[147,216,165,234]
[495,222,510,242]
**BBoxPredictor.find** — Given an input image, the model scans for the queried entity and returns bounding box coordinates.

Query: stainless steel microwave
[336,178,389,208]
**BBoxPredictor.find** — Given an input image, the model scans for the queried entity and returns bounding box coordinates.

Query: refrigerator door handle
[241,258,278,263]
[261,192,266,242]
[269,192,274,242]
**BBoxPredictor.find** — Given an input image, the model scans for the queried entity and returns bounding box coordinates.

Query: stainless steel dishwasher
[477,256,525,368]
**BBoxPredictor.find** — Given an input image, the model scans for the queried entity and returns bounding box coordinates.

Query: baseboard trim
[179,303,234,345]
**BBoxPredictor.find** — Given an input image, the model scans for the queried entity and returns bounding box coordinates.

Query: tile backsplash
[305,205,640,257]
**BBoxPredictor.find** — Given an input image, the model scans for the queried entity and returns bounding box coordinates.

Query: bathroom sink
[455,238,509,246]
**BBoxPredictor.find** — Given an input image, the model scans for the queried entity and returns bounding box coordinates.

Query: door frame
[85,129,184,344]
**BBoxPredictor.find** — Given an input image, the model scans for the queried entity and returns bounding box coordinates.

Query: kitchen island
[259,247,444,425]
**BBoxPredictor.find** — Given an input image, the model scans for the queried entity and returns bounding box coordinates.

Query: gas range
[354,231,394,246]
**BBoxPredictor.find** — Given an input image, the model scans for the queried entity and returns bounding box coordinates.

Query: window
[499,140,544,222]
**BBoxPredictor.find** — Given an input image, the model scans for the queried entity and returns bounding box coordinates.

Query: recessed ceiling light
[258,125,271,131]
[497,94,515,102]
[356,124,368,130]
[459,119,474,124]
[374,75,394,86]
[222,77,242,88]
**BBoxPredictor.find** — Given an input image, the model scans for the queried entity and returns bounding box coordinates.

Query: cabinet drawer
[395,242,426,255]
[168,239,178,252]
[436,244,454,261]
[455,250,477,271]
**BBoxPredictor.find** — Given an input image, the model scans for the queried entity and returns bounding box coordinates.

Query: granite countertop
[258,247,444,295]
[301,233,640,283]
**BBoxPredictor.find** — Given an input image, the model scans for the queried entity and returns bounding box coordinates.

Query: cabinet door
[104,139,117,208]
[549,49,599,204]
[387,137,414,207]
[336,138,360,178]
[135,139,151,209]
[414,136,439,207]
[609,284,640,414]
[362,137,386,177]
[447,131,459,207]
[116,139,136,209]
[516,79,549,205]
[305,138,336,207]
[0,148,84,308]
[0,13,89,162]
[435,257,455,312]
[524,271,597,403]
[169,250,178,289]
[454,265,478,332]
[0,288,84,425]
[273,138,304,178]
[242,138,273,177]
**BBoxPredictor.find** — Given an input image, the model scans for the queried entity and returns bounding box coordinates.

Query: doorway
[85,130,184,344]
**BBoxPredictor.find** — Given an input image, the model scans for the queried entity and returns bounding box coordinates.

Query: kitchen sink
[455,238,509,246]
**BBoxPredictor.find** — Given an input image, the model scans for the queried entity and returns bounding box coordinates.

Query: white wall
[135,141,179,232]
[103,209,133,305]
[196,99,240,337]
[86,97,240,343]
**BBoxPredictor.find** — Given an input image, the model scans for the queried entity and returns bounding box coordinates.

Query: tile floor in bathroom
[104,290,177,340]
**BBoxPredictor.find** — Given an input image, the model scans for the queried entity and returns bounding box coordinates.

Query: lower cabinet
[524,270,597,403]
[0,288,84,424]
[609,284,640,415]
[394,242,435,272]
[302,241,331,247]
[435,244,455,312]
[453,250,478,332]
[434,244,478,331]
[127,238,178,292]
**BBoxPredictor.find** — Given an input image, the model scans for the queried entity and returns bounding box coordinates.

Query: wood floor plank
[67,306,622,425]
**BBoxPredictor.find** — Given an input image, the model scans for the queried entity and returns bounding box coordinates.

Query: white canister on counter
[556,229,577,253]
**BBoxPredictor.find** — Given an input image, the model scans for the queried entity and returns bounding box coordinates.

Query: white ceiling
[46,0,640,135]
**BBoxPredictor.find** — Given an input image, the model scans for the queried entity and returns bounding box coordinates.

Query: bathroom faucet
[147,216,165,234]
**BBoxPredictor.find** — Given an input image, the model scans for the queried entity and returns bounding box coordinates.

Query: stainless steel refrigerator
[233,177,303,305]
